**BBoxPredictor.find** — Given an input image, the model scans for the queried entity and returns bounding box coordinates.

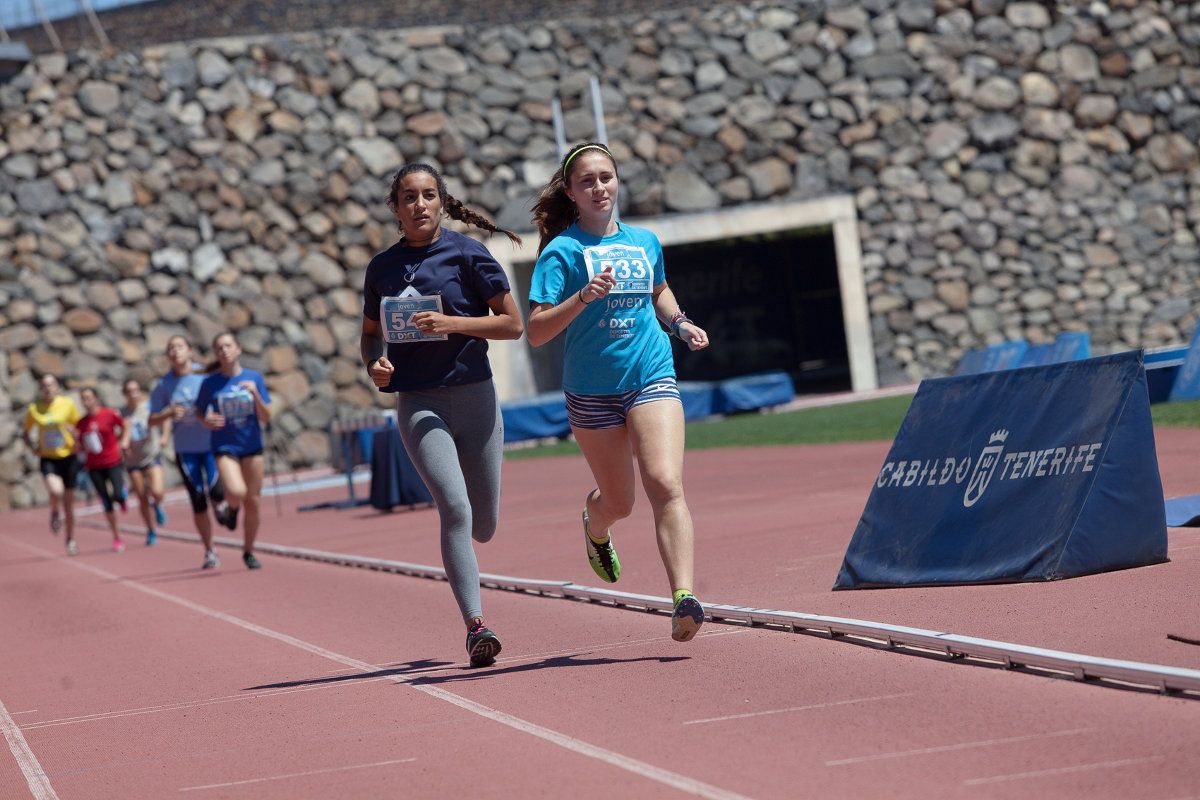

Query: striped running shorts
[564,377,681,430]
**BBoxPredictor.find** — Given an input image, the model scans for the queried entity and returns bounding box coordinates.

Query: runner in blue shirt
[149,335,234,570]
[361,162,523,668]
[195,332,272,570]
[528,142,711,643]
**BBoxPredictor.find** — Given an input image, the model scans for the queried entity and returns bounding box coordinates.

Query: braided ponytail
[387,163,521,245]
[531,141,618,256]
[443,194,521,245]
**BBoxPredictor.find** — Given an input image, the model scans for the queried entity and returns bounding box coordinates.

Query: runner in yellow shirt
[22,375,84,554]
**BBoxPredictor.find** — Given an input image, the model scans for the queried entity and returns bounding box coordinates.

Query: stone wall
[2,0,1199,509]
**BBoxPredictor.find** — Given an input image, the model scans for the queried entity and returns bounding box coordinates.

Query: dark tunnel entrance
[663,227,851,394]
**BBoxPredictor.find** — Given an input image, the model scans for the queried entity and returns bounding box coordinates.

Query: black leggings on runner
[88,466,126,512]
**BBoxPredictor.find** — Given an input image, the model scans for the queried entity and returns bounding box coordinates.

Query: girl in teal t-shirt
[527,141,711,644]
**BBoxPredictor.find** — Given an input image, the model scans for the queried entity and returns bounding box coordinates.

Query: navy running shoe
[466,620,501,668]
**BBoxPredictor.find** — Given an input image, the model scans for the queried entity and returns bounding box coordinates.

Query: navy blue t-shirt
[194,369,271,456]
[363,229,511,392]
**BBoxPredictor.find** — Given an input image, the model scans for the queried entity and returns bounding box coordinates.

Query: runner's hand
[171,403,187,421]
[238,380,260,398]
[411,311,455,336]
[203,410,226,430]
[580,267,616,304]
[369,356,395,388]
[678,322,710,352]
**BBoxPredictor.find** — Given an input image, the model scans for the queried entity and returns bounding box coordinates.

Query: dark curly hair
[386,163,521,245]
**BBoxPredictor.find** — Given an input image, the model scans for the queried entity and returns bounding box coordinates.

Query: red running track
[1,430,1198,798]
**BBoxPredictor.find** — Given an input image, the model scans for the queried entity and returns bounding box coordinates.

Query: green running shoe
[671,595,704,642]
[583,493,621,583]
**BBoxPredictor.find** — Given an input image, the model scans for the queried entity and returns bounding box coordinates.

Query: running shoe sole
[671,596,705,642]
[467,632,502,668]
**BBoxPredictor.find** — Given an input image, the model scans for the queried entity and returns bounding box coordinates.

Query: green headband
[562,144,613,177]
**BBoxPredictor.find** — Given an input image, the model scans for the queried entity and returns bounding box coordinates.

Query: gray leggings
[396,379,503,623]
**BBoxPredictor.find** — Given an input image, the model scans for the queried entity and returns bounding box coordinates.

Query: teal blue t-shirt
[529,223,674,394]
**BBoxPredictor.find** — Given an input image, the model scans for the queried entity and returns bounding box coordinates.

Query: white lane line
[6,536,757,800]
[179,758,416,792]
[826,727,1094,766]
[0,696,59,800]
[684,693,914,726]
[963,755,1166,786]
[413,684,754,800]
[8,711,37,716]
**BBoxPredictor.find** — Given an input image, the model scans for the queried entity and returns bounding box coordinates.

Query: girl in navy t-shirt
[361,163,523,668]
[196,332,272,570]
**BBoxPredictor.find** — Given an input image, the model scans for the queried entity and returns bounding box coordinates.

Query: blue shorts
[175,452,223,514]
[565,377,681,430]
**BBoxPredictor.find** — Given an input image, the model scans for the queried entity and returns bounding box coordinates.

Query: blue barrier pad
[714,371,795,414]
[501,391,569,443]
[1018,331,1091,368]
[499,373,788,444]
[1145,345,1188,404]
[1054,330,1091,359]
[834,351,1168,589]
[1168,325,1200,401]
[954,340,1028,376]
[678,381,718,419]
[1017,342,1054,367]
[1145,346,1188,366]
[1165,494,1200,527]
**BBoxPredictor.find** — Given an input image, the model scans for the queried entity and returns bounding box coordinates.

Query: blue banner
[835,351,1167,589]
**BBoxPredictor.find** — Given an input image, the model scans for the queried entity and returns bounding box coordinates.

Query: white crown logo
[989,429,1009,444]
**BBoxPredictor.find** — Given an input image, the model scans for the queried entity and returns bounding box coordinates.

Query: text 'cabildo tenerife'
[875,429,1105,508]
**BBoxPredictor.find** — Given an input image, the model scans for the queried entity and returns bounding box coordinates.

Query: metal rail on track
[105,523,1200,697]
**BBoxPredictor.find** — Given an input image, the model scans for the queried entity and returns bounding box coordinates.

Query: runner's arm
[527,268,616,347]
[361,316,385,369]
[252,379,271,424]
[411,291,523,340]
